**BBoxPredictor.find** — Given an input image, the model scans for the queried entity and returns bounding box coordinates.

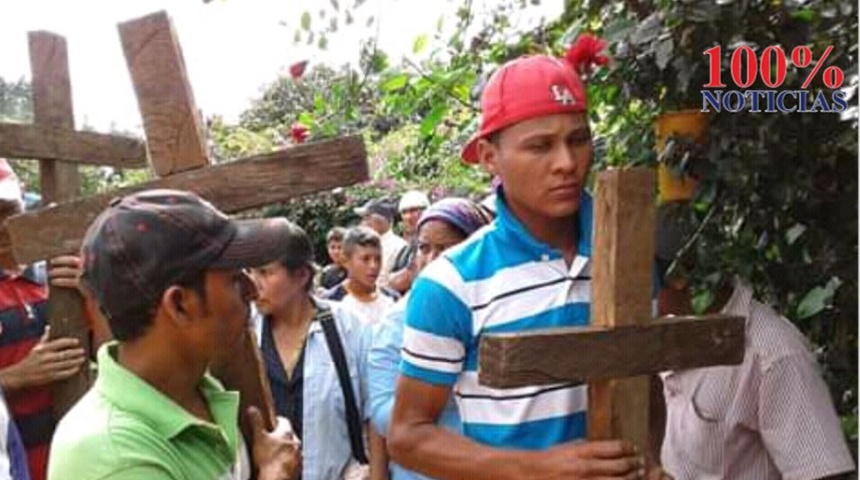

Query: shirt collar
[720,278,754,321]
[0,262,46,285]
[494,186,594,258]
[96,342,240,449]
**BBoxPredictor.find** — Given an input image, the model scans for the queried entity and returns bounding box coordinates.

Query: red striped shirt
[0,267,54,480]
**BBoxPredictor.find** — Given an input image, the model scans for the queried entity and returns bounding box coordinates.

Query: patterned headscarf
[417,198,494,237]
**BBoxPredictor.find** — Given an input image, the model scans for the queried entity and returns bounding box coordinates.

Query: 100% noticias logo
[701,45,848,113]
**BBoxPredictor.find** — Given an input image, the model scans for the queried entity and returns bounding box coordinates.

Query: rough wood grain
[118,11,208,176]
[28,31,91,421]
[478,314,745,388]
[0,229,17,270]
[588,168,655,450]
[7,135,369,264]
[28,31,80,201]
[210,329,277,442]
[0,123,147,168]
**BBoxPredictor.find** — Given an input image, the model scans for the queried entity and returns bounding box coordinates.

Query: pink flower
[564,34,610,76]
[290,123,309,144]
[289,60,309,79]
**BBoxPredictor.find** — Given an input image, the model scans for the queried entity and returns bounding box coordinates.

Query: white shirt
[340,293,396,326]
[661,281,855,480]
[379,230,408,286]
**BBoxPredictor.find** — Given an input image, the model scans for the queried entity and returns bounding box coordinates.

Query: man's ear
[476,138,499,176]
[160,286,193,325]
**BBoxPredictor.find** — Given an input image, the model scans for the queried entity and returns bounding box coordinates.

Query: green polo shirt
[48,342,250,480]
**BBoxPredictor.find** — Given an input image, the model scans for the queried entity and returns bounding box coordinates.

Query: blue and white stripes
[401,191,595,450]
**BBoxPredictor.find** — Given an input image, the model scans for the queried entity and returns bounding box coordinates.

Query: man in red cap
[388,38,660,479]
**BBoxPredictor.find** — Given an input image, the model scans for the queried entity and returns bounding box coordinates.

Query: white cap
[398,190,430,212]
[0,159,22,205]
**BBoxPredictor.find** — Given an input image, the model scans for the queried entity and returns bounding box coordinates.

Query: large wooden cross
[0,31,151,421]
[2,11,370,437]
[478,168,745,453]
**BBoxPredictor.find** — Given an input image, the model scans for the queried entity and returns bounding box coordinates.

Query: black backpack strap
[317,304,369,465]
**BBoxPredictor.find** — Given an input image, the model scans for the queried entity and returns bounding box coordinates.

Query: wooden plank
[210,329,277,442]
[0,123,147,168]
[588,168,655,451]
[28,31,80,201]
[118,11,209,176]
[28,31,91,421]
[7,135,369,263]
[0,228,17,270]
[478,314,745,388]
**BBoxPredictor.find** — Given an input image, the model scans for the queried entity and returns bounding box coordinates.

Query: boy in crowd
[354,199,407,288]
[319,227,348,291]
[323,226,399,325]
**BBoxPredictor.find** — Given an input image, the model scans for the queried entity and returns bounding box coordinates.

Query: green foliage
[262,182,401,265]
[586,0,858,446]
[0,77,33,123]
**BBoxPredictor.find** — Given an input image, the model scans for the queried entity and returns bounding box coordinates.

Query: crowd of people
[0,34,852,480]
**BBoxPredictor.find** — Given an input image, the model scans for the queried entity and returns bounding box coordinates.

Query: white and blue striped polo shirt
[401,190,594,450]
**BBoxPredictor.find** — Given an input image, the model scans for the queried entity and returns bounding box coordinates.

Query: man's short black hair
[342,226,381,259]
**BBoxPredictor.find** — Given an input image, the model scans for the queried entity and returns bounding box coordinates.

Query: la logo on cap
[550,85,576,106]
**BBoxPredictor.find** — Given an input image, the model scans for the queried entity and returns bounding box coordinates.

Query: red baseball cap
[461,34,608,164]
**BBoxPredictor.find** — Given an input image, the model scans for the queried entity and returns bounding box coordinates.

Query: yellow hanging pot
[654,110,709,203]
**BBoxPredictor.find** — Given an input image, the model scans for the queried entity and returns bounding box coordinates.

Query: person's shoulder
[320,283,348,301]
[746,298,815,365]
[324,299,365,331]
[51,390,169,478]
[385,231,409,249]
[439,222,505,277]
[379,286,401,301]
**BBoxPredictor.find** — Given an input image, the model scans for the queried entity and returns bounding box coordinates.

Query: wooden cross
[0,31,151,422]
[3,11,370,438]
[478,168,745,453]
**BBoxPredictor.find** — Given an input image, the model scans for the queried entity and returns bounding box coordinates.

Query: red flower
[289,60,309,79]
[290,123,309,144]
[564,34,610,76]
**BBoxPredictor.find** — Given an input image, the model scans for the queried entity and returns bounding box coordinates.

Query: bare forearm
[369,427,389,480]
[388,422,541,480]
[386,269,411,294]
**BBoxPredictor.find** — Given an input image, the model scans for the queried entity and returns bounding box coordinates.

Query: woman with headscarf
[366,198,494,480]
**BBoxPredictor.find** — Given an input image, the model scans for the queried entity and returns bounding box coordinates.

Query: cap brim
[210,217,291,269]
[460,133,482,164]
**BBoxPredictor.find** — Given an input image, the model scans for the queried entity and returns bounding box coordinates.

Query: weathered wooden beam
[0,123,147,168]
[588,168,655,451]
[119,11,209,176]
[29,31,80,200]
[478,314,745,388]
[28,31,91,421]
[211,329,277,440]
[7,135,369,263]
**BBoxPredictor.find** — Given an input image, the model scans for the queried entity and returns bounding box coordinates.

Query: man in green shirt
[48,189,302,480]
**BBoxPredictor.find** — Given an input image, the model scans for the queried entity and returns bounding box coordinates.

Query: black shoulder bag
[317,305,369,465]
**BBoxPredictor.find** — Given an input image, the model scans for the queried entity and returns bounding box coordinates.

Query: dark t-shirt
[318,265,347,291]
[391,241,417,273]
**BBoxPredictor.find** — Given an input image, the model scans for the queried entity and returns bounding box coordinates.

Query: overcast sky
[0,0,561,133]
